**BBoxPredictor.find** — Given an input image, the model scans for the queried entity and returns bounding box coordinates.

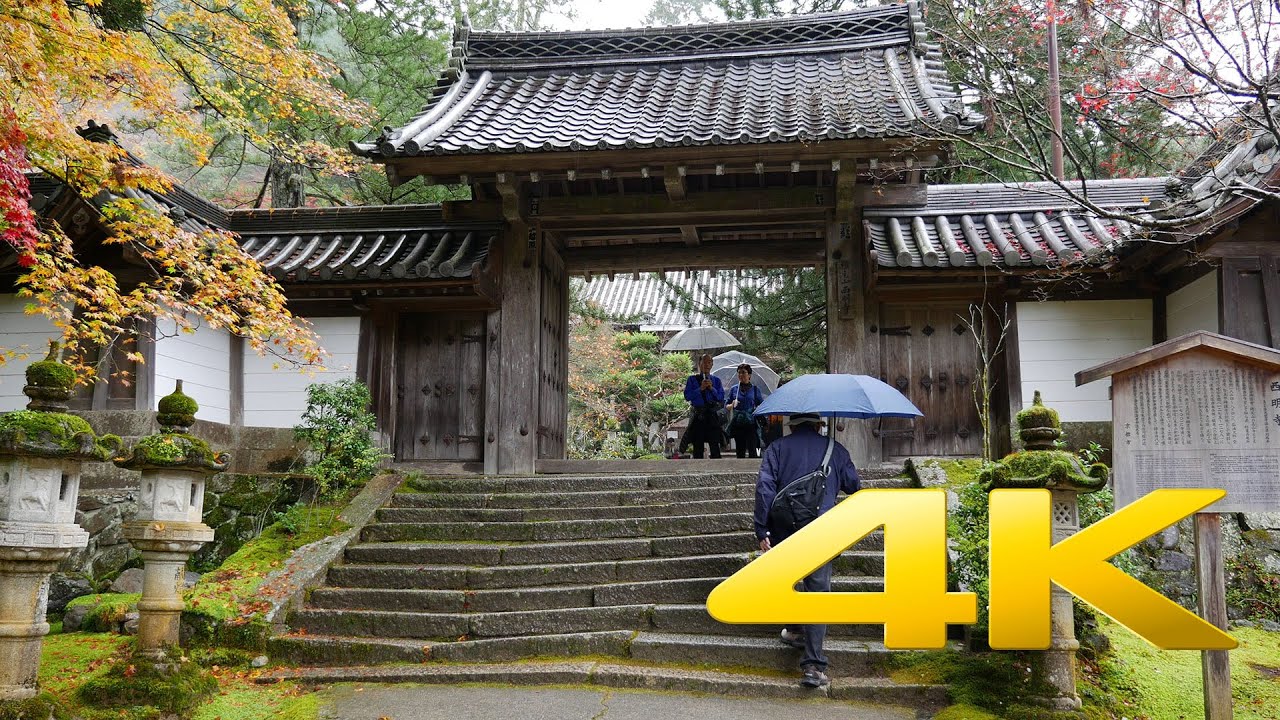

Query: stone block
[109,568,145,594]
[1155,552,1192,572]
[96,524,125,547]
[202,504,237,530]
[1243,512,1280,531]
[91,543,137,579]
[46,574,93,614]
[62,604,90,632]
[78,495,107,512]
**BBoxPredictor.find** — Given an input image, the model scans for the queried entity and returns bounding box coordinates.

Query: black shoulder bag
[766,434,835,544]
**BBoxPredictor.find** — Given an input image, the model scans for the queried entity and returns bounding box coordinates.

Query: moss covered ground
[40,630,322,719]
[1091,623,1280,720]
[185,502,349,625]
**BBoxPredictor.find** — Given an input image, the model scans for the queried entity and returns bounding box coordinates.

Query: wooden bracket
[497,173,524,223]
[664,165,687,201]
[680,225,700,246]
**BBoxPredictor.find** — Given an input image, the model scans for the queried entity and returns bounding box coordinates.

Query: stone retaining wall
[50,473,311,612]
[1135,511,1280,627]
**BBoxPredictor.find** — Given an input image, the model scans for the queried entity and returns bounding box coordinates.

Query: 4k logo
[706,488,1237,651]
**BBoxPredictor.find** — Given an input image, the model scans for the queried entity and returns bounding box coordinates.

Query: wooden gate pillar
[826,210,883,467]
[491,219,542,475]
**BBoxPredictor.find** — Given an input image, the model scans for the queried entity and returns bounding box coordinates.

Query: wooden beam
[229,333,244,427]
[388,138,950,179]
[680,225,700,246]
[536,186,833,229]
[856,183,926,207]
[564,239,824,274]
[664,166,686,201]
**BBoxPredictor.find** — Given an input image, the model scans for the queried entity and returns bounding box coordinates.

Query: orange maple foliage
[0,0,371,376]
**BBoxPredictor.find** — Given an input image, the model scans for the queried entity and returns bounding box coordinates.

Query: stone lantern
[979,390,1109,711]
[114,380,227,663]
[0,341,120,699]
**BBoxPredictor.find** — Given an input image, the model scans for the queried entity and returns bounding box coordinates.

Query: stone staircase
[267,467,948,708]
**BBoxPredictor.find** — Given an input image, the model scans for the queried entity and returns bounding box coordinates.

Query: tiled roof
[574,271,773,331]
[1175,121,1280,221]
[863,178,1171,268]
[228,207,500,283]
[354,1,982,159]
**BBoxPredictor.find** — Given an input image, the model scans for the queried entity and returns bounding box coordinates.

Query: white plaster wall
[1017,300,1153,422]
[243,317,359,428]
[0,294,61,412]
[1166,270,1219,339]
[154,319,232,424]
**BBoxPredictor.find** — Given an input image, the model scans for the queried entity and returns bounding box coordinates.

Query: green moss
[116,432,226,471]
[981,450,1108,492]
[38,631,131,710]
[26,358,76,391]
[158,390,199,416]
[1095,624,1280,719]
[0,409,119,460]
[191,682,321,720]
[931,705,1002,720]
[1017,390,1061,430]
[0,693,73,720]
[78,657,218,715]
[183,503,347,644]
[884,649,1071,719]
[65,593,140,633]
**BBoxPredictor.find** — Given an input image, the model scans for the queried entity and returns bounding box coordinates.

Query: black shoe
[800,667,830,688]
[779,630,805,649]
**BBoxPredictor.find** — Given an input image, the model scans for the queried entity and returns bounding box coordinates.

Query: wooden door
[877,304,984,457]
[395,312,486,461]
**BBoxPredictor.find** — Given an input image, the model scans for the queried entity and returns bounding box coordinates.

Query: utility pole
[1047,3,1066,180]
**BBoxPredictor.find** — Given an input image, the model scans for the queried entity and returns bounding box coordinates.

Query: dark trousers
[690,410,721,459]
[783,562,832,671]
[731,425,759,458]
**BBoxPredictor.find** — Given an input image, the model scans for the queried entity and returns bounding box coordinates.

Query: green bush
[294,379,388,496]
[1226,549,1280,623]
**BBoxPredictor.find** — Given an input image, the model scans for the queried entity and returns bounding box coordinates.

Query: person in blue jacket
[682,353,725,458]
[726,364,764,458]
[753,413,861,689]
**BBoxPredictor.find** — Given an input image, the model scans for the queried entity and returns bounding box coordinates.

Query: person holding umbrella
[749,374,922,689]
[726,364,764,458]
[755,413,860,689]
[682,353,725,458]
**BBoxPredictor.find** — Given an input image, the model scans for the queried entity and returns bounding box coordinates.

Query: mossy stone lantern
[0,341,120,700]
[115,380,227,663]
[978,390,1109,711]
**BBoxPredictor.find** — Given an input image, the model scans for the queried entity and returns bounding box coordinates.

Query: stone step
[650,602,890,635]
[391,484,756,509]
[343,530,885,566]
[291,604,657,640]
[378,498,755,523]
[256,660,947,707]
[406,473,757,494]
[628,632,893,677]
[404,471,911,495]
[360,512,753,543]
[290,596,888,642]
[269,631,634,666]
[326,551,884,590]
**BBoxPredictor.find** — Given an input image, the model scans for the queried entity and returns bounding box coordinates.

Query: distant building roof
[573,271,772,331]
[863,178,1171,268]
[354,1,982,159]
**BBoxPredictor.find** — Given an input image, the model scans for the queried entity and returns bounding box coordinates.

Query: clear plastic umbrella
[662,326,741,352]
[711,350,778,396]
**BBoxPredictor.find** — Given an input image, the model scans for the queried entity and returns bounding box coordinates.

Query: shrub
[294,379,388,496]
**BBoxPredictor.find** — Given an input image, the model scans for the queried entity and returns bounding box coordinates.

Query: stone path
[319,684,918,720]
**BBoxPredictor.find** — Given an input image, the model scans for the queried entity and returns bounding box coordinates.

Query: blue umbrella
[752,373,923,419]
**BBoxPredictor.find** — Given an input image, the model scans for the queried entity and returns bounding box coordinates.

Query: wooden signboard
[1078,331,1280,513]
[1078,331,1280,720]
[1110,354,1280,513]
